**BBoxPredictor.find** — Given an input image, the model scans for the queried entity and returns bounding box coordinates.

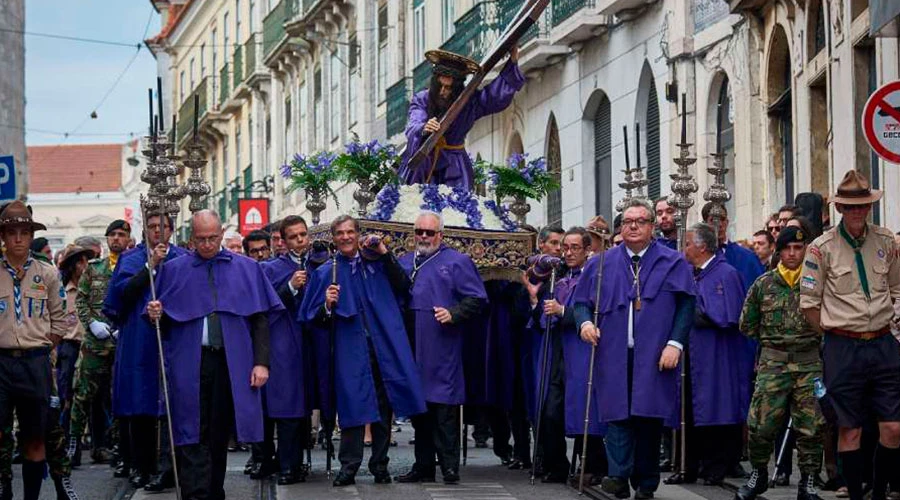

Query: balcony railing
[263,0,287,59]
[496,0,549,44]
[244,34,257,77]
[220,64,230,106]
[232,45,244,88]
[176,76,212,144]
[440,2,499,62]
[243,166,253,197]
[412,60,431,93]
[552,0,595,26]
[386,78,410,138]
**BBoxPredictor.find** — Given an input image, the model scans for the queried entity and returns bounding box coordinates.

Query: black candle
[635,123,641,170]
[157,77,164,133]
[715,101,722,153]
[193,94,199,139]
[681,93,687,145]
[148,88,154,136]
[622,125,630,170]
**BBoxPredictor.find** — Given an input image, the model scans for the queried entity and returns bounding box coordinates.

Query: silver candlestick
[670,95,698,251]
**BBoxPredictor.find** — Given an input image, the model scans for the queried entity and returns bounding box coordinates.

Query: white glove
[89,320,111,340]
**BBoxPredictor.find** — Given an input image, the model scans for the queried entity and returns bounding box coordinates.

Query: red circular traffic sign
[863,80,900,164]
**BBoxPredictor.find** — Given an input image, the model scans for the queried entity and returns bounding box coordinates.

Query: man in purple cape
[257,215,318,485]
[398,47,525,190]
[531,227,608,484]
[664,223,751,486]
[299,215,426,487]
[574,199,696,499]
[103,213,188,487]
[146,211,282,500]
[395,212,487,484]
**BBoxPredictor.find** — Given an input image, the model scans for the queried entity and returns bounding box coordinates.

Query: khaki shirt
[61,282,84,342]
[800,223,900,333]
[0,257,68,349]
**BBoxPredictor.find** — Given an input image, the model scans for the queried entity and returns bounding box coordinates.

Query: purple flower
[280,163,293,179]
[485,200,517,232]
[369,183,401,221]
[420,184,447,213]
[346,141,364,155]
[293,153,306,165]
[446,186,484,230]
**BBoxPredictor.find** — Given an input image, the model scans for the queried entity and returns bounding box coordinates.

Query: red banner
[238,198,270,236]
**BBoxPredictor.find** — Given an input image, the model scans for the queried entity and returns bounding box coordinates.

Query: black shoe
[773,472,790,487]
[507,459,531,470]
[333,473,356,487]
[443,469,460,484]
[113,463,130,478]
[144,471,175,492]
[736,467,769,500]
[729,463,749,479]
[53,475,79,500]
[397,467,436,483]
[660,458,673,473]
[11,451,21,465]
[244,457,255,475]
[277,470,305,485]
[250,461,276,480]
[373,472,392,484]
[129,472,151,489]
[798,474,822,500]
[90,448,112,464]
[601,477,631,499]
[542,470,568,483]
[635,490,655,500]
[0,478,10,500]
[664,472,697,485]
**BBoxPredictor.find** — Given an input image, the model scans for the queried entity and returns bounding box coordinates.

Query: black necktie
[206,262,224,348]
[693,267,702,278]
[631,255,641,273]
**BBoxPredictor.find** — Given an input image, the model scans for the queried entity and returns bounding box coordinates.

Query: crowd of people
[1,169,899,500]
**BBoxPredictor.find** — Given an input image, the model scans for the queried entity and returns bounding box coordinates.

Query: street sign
[863,81,900,164]
[0,156,17,201]
[238,198,269,236]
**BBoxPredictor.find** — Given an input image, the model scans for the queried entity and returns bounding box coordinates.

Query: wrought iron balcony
[553,0,595,26]
[232,45,244,89]
[440,1,499,62]
[219,63,230,106]
[263,0,288,59]
[245,34,257,76]
[386,78,410,138]
[496,0,549,45]
[412,60,431,93]
[176,76,212,145]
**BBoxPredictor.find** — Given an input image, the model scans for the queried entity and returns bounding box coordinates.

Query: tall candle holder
[670,94,699,250]
[616,125,636,213]
[703,101,731,241]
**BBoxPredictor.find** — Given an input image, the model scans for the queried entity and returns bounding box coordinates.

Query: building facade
[148,0,900,241]
[0,0,26,199]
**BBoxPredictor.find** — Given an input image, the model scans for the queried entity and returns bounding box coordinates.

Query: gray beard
[416,243,438,257]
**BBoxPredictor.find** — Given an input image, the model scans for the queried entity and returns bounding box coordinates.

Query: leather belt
[760,346,819,364]
[827,326,890,341]
[0,347,50,359]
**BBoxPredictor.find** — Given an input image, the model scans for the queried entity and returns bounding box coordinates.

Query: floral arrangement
[280,151,341,205]
[484,200,518,232]
[368,184,514,231]
[488,153,559,201]
[333,135,399,192]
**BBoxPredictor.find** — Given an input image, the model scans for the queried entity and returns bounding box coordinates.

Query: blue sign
[0,156,16,201]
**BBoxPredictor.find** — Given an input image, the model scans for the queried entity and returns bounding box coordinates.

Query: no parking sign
[863,81,900,164]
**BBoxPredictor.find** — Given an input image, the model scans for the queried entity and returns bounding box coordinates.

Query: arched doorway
[712,73,737,221]
[766,25,794,204]
[545,114,562,227]
[592,93,613,222]
[637,62,662,201]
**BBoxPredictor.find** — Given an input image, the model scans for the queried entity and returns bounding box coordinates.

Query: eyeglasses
[248,247,270,255]
[192,236,219,246]
[562,244,584,253]
[621,218,651,227]
[414,229,439,237]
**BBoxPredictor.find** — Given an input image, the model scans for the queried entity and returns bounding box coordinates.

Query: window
[413,4,425,62]
[299,81,307,152]
[377,5,388,103]
[546,115,562,227]
[211,29,218,96]
[236,124,243,170]
[315,67,324,149]
[224,13,230,56]
[715,77,736,219]
[593,94,612,222]
[179,70,185,102]
[189,57,195,89]
[645,77,661,201]
[249,0,255,33]
[211,153,218,190]
[200,44,206,78]
[223,140,230,183]
[284,95,292,158]
[442,0,455,40]
[235,0,242,41]
[330,52,340,141]
[348,35,359,126]
[248,117,254,174]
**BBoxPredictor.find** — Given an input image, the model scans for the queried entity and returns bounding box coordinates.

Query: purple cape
[153,251,284,446]
[572,241,695,423]
[260,255,312,419]
[103,243,189,417]
[398,62,525,189]
[722,242,765,290]
[477,280,522,410]
[299,255,426,427]
[669,255,751,427]
[399,246,487,405]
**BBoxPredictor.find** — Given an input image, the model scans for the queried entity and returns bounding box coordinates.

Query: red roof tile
[146,1,192,46]
[27,144,122,194]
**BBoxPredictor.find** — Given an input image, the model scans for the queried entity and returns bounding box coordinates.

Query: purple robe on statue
[299,255,427,428]
[260,255,312,419]
[152,251,284,446]
[572,241,695,423]
[398,61,526,190]
[399,245,487,406]
[669,255,751,427]
[104,243,189,417]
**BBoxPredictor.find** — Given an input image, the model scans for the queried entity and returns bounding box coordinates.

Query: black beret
[776,226,805,252]
[105,219,131,236]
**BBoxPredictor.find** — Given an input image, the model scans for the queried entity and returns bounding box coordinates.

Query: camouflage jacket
[740,269,821,373]
[75,256,116,353]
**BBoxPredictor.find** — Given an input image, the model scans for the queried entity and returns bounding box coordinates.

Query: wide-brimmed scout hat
[0,201,46,231]
[832,170,882,205]
[425,49,481,79]
[586,215,611,239]
[59,244,96,269]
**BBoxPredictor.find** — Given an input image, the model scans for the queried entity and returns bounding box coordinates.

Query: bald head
[191,210,224,259]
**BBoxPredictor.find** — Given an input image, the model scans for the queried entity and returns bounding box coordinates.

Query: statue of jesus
[398,46,524,190]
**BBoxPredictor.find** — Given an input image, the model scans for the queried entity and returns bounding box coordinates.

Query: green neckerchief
[838,221,870,300]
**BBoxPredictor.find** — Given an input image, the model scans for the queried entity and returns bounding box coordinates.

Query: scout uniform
[56,245,95,434]
[737,227,823,500]
[799,170,900,500]
[0,201,68,500]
